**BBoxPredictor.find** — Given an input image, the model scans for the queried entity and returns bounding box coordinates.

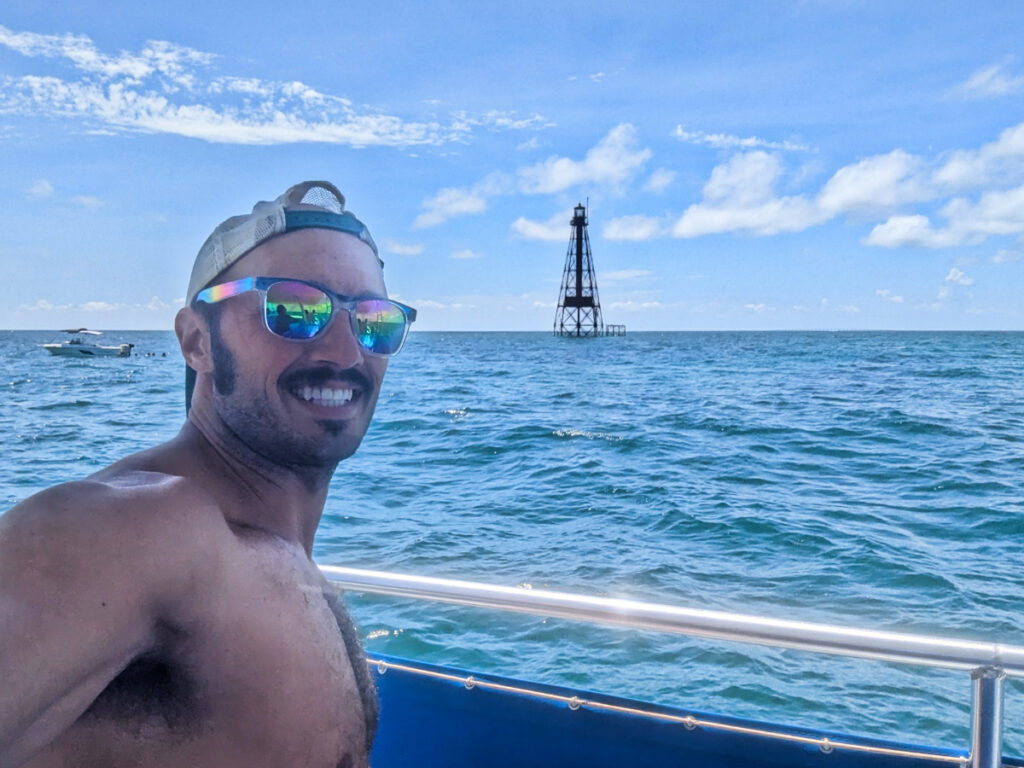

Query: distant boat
[42,328,134,358]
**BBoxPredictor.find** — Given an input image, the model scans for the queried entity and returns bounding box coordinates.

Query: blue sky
[1,1,1023,331]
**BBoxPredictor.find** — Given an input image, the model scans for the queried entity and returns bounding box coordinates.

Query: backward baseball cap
[186,180,380,304]
[184,180,381,411]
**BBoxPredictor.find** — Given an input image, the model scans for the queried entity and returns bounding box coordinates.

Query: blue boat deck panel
[368,655,1024,768]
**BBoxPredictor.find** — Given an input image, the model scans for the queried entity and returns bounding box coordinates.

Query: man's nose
[309,309,364,368]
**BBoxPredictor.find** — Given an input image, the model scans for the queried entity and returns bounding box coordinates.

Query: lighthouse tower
[554,203,604,337]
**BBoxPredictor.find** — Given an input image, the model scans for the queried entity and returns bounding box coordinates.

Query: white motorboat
[42,329,134,358]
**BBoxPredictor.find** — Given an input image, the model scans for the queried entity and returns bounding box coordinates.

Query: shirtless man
[0,181,417,767]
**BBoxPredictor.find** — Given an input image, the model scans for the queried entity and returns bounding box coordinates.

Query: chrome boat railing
[320,565,1024,768]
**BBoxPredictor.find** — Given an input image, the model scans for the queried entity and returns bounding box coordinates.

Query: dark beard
[208,336,369,470]
[207,313,237,397]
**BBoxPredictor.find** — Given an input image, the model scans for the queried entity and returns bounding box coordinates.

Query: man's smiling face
[203,227,389,468]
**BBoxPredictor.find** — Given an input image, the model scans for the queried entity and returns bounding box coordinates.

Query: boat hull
[42,343,133,357]
[368,654,1023,768]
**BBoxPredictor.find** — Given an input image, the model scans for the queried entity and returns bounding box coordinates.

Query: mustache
[280,366,373,392]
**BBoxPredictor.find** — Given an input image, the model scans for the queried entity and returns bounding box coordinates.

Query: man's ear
[175,306,214,374]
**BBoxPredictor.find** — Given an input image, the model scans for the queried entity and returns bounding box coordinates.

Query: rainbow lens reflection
[353,299,409,355]
[265,281,332,340]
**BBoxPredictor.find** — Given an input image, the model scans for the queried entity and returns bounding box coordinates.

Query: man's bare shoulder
[6,467,220,534]
[1,466,228,593]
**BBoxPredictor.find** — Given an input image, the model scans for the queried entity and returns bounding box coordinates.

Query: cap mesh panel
[253,215,277,242]
[299,186,343,213]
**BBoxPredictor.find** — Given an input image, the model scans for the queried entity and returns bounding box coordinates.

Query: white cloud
[281,80,329,103]
[937,268,975,301]
[18,299,71,312]
[865,183,1024,248]
[71,195,103,210]
[603,215,664,241]
[412,172,513,228]
[209,77,276,98]
[934,121,1024,190]
[517,123,651,194]
[411,299,472,311]
[451,110,553,131]
[942,184,1024,237]
[673,152,824,237]
[644,168,675,194]
[590,72,605,83]
[415,126,651,231]
[863,215,963,248]
[876,289,904,303]
[511,209,573,241]
[0,25,213,85]
[27,179,53,199]
[517,137,542,151]
[817,150,932,214]
[667,120,1024,248]
[1,71,461,147]
[665,119,1024,251]
[673,125,809,152]
[601,269,652,283]
[953,62,1024,100]
[700,151,780,205]
[79,301,120,312]
[474,172,516,196]
[945,267,974,286]
[0,24,534,148]
[20,296,176,313]
[4,74,467,146]
[449,249,481,260]
[993,248,1022,263]
[381,239,425,256]
[744,303,773,313]
[414,187,488,228]
[606,300,664,311]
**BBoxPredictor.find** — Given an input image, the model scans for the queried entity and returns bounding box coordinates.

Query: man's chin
[317,418,348,437]
[311,421,368,462]
[242,426,364,470]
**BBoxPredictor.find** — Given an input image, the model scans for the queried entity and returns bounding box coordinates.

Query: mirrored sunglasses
[194,277,417,356]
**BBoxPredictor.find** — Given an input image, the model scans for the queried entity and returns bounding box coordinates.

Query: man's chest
[32,541,368,767]
[193,565,364,747]
[173,539,369,760]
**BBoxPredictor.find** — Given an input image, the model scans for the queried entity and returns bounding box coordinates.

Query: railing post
[969,666,1005,768]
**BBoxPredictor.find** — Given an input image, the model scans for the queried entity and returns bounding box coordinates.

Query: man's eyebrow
[349,291,389,301]
[262,277,387,302]
[321,285,389,302]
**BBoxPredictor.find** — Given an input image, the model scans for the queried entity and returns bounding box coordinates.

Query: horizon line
[6,328,1024,334]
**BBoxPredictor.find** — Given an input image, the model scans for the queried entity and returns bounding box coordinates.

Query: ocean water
[3,329,1023,755]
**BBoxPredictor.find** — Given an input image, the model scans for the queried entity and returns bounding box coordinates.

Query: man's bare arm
[0,479,209,766]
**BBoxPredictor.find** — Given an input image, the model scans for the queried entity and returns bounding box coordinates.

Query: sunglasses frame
[193,276,417,356]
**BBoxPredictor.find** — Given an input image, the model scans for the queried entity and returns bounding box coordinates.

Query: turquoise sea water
[3,330,1023,754]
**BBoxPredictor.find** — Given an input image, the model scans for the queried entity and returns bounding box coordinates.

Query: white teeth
[294,386,354,407]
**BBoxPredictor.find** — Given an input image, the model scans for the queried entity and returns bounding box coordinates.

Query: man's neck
[175,416,335,554]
